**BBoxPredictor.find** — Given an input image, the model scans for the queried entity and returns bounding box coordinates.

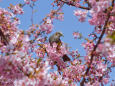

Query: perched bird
[49,32,63,46]
[49,32,70,62]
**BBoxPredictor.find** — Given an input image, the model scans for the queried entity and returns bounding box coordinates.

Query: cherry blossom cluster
[8,4,24,15]
[39,19,53,34]
[45,43,68,69]
[24,0,37,4]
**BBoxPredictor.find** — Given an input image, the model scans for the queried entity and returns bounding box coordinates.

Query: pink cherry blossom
[74,10,88,22]
[39,19,53,34]
[9,4,24,15]
[24,0,30,4]
[73,32,81,39]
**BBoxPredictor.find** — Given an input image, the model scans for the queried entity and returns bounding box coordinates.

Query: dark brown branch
[0,29,9,45]
[80,0,115,86]
[85,0,92,8]
[60,0,91,10]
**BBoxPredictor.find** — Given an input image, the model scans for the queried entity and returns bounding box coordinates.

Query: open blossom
[35,47,45,58]
[45,43,68,69]
[82,41,94,54]
[88,11,106,26]
[89,0,110,12]
[24,0,37,4]
[24,0,30,4]
[0,55,25,85]
[103,38,115,67]
[103,78,109,84]
[75,3,80,7]
[10,4,24,15]
[85,81,100,86]
[45,43,69,58]
[97,62,107,72]
[0,7,17,31]
[31,0,37,2]
[56,13,64,21]
[70,49,78,58]
[63,60,85,82]
[96,44,109,57]
[10,31,20,44]
[88,0,111,27]
[73,32,82,39]
[14,60,54,86]
[74,10,88,22]
[36,37,46,43]
[39,19,53,34]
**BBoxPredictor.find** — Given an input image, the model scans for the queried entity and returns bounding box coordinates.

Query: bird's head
[55,32,64,37]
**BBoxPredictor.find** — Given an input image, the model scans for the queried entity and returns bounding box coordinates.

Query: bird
[49,32,70,62]
[49,32,63,46]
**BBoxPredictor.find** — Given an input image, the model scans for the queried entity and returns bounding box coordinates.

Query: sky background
[0,0,114,85]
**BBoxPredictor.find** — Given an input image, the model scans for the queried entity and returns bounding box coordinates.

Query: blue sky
[0,0,114,85]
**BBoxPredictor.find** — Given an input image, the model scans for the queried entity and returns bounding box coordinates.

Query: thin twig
[30,2,34,25]
[39,2,64,24]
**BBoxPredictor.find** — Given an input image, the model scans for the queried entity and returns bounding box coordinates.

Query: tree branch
[60,0,91,10]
